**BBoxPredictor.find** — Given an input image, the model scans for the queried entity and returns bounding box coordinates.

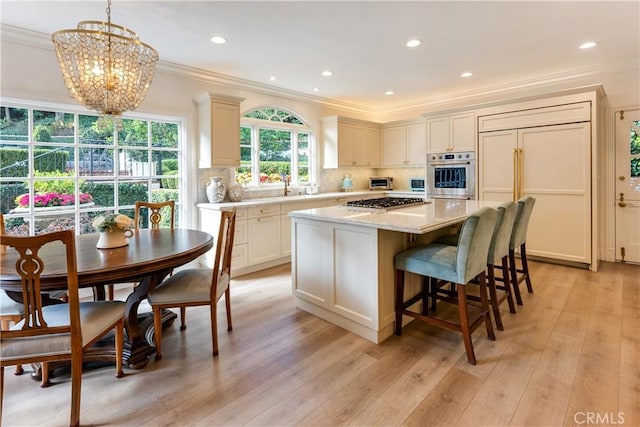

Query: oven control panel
[429,151,475,162]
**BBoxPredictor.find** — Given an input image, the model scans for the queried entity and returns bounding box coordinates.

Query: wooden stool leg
[502,256,516,314]
[521,243,534,293]
[478,271,496,341]
[456,284,476,365]
[509,250,523,305]
[394,269,405,336]
[430,277,437,311]
[420,276,429,315]
[486,265,504,331]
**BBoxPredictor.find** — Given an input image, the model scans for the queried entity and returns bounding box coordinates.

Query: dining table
[0,228,213,368]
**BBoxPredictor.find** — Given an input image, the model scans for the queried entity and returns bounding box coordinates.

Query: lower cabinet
[248,206,281,265]
[291,217,418,343]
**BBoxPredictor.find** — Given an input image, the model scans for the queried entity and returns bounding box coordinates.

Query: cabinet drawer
[231,243,248,270]
[234,207,248,220]
[248,205,281,218]
[234,220,247,245]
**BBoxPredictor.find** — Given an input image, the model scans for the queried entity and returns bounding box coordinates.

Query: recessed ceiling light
[385,90,394,95]
[461,72,473,78]
[269,76,276,81]
[313,88,319,92]
[579,41,598,49]
[406,39,422,48]
[210,36,227,44]
[321,70,333,77]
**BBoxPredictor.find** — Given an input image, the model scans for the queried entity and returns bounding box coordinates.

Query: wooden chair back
[134,200,175,230]
[0,230,81,360]
[210,209,237,299]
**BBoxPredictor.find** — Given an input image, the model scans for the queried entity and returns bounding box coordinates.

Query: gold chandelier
[52,0,159,116]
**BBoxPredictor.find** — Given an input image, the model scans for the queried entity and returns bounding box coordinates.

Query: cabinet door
[407,122,427,165]
[211,102,240,166]
[519,123,591,263]
[365,127,381,166]
[337,123,355,166]
[450,112,475,152]
[353,125,369,166]
[426,116,451,153]
[382,126,408,166]
[248,215,281,264]
[478,130,517,202]
[281,213,291,257]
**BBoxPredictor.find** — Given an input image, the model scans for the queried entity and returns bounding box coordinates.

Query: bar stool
[509,196,536,305]
[394,207,498,365]
[434,201,518,331]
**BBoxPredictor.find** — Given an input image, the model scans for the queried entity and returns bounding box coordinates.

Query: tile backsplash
[197,165,425,202]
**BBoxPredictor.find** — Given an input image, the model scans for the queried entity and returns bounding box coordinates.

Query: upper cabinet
[381,119,427,167]
[322,116,380,168]
[195,93,245,168]
[426,112,475,153]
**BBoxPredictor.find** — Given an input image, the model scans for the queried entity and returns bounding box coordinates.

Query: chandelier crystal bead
[51,0,158,116]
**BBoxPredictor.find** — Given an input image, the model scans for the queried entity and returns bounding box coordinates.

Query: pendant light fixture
[52,0,159,117]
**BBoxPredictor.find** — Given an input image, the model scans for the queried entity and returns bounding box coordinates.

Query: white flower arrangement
[92,213,134,232]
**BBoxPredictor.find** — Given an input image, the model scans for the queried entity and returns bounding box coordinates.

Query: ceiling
[1,1,639,112]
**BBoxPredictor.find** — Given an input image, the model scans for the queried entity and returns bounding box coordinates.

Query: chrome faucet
[283,174,289,196]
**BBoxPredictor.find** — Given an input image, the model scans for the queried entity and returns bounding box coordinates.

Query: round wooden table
[0,228,213,368]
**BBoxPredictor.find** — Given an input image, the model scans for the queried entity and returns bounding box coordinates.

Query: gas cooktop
[343,197,427,211]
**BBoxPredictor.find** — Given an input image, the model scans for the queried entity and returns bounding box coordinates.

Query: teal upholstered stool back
[395,207,498,285]
[510,196,536,250]
[488,201,517,265]
[456,207,499,283]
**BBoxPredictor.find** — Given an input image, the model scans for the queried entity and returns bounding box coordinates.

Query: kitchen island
[289,198,500,343]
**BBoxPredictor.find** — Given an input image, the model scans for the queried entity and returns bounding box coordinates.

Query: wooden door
[426,116,451,153]
[615,109,640,263]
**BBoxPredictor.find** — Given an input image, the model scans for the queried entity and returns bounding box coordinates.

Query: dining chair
[434,201,518,330]
[106,200,176,300]
[394,207,498,365]
[147,208,236,359]
[0,230,126,427]
[0,213,21,330]
[508,196,536,305]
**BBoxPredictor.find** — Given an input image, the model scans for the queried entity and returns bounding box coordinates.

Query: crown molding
[2,24,637,118]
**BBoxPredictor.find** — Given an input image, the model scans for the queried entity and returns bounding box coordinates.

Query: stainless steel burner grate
[343,197,426,210]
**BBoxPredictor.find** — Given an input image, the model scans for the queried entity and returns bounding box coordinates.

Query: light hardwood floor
[2,260,639,427]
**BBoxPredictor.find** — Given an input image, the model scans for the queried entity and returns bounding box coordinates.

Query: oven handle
[427,161,472,167]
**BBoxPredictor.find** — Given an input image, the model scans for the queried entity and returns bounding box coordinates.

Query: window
[0,102,182,236]
[236,107,312,186]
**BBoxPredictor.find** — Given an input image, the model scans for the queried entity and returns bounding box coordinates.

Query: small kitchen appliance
[409,177,426,192]
[369,176,393,190]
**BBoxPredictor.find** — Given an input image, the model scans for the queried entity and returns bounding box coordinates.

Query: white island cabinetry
[291,199,500,343]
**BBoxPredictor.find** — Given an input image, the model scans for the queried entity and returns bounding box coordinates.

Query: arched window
[236,107,313,187]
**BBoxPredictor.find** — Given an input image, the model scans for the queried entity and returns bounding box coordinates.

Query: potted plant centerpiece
[93,213,134,249]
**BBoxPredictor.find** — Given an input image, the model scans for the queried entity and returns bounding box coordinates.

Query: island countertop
[288,198,501,234]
